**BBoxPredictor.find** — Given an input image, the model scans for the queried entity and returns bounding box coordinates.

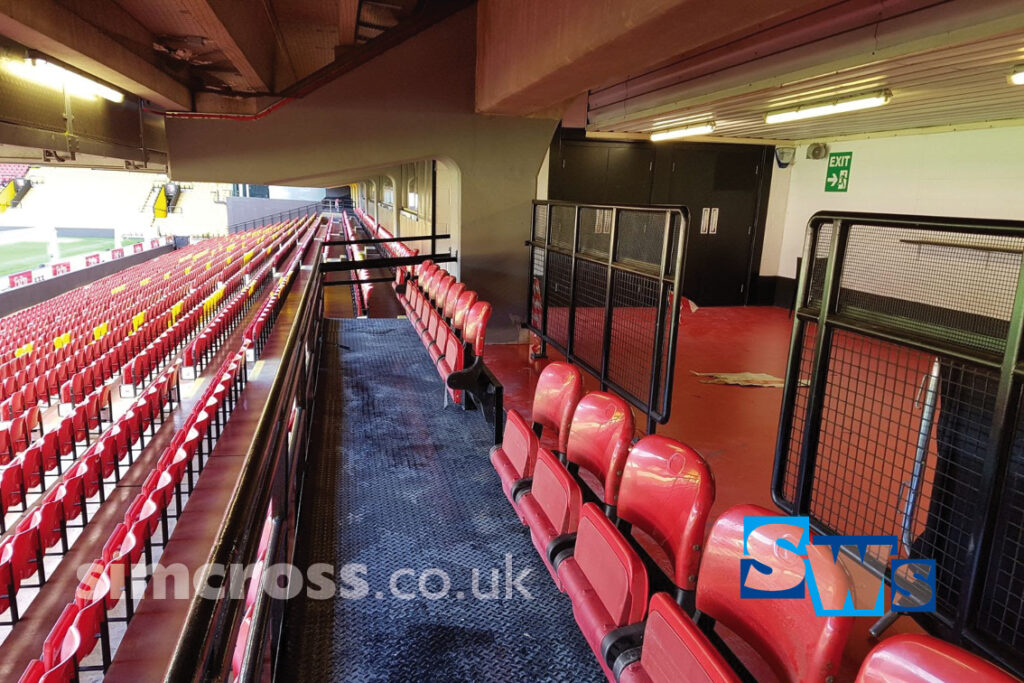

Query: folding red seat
[856,634,1019,682]
[443,282,466,320]
[424,307,444,346]
[489,409,539,521]
[70,451,103,501]
[56,416,76,458]
[21,378,38,406]
[27,497,64,552]
[528,362,584,455]
[72,562,112,664]
[1,463,26,524]
[452,290,478,334]
[83,365,96,393]
[71,404,90,444]
[24,405,41,440]
[463,301,492,358]
[0,428,10,464]
[519,447,583,586]
[55,473,86,523]
[10,415,28,454]
[6,527,43,585]
[617,593,739,683]
[0,397,13,421]
[45,368,61,400]
[8,390,25,417]
[437,327,465,404]
[85,391,102,432]
[40,603,81,680]
[34,374,49,406]
[557,503,649,680]
[690,504,853,682]
[434,274,454,309]
[428,324,451,364]
[22,442,45,490]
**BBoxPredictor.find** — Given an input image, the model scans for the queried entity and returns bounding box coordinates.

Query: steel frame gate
[526,200,687,434]
[774,211,1024,676]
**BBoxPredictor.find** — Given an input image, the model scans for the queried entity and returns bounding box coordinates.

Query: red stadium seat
[463,301,492,358]
[557,503,649,680]
[518,447,583,586]
[40,603,80,680]
[617,435,715,593]
[617,593,739,683]
[530,362,584,455]
[693,504,853,682]
[856,634,1019,683]
[565,392,634,510]
[489,409,539,520]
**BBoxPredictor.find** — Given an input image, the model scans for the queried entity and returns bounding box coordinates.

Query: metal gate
[774,211,1024,676]
[526,200,687,433]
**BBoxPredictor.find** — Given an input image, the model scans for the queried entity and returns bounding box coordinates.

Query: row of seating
[338,213,372,316]
[244,224,317,355]
[1,360,180,634]
[230,506,274,681]
[182,255,275,376]
[0,216,308,403]
[14,219,320,681]
[492,362,1020,682]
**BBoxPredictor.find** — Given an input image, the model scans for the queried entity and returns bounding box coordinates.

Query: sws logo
[740,516,936,617]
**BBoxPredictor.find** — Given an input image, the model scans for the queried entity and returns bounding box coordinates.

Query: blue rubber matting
[331,318,601,682]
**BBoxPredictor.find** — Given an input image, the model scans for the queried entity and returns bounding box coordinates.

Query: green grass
[0,237,146,278]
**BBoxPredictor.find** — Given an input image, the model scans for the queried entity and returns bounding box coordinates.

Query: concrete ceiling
[0,0,426,110]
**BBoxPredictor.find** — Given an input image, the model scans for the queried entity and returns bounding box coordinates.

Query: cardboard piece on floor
[691,371,790,388]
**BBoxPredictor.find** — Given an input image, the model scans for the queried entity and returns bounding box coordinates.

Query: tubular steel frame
[525,199,688,434]
[772,210,1024,677]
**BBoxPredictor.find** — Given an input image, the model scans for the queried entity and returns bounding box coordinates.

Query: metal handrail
[227,201,324,233]
[164,241,323,682]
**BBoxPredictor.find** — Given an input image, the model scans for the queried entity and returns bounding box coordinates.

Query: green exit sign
[825,151,852,192]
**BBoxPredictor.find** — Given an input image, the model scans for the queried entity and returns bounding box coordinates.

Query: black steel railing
[526,200,688,434]
[773,211,1024,677]
[164,243,324,682]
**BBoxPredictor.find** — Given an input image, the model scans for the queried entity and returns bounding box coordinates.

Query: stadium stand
[0,215,319,680]
[348,209,493,406]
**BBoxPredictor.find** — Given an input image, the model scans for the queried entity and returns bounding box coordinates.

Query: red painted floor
[485,305,792,519]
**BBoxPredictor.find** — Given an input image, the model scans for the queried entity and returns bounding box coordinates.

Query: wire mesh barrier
[773,211,1024,676]
[526,200,687,433]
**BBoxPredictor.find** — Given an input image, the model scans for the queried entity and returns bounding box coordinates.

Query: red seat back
[856,634,1019,683]
[617,435,715,591]
[463,301,492,357]
[696,504,853,683]
[566,392,634,505]
[531,362,584,454]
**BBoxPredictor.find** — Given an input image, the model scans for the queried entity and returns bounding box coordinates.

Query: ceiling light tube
[764,90,891,124]
[3,57,124,103]
[1010,66,1024,86]
[650,122,716,141]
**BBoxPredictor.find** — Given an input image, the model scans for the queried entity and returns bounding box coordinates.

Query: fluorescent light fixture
[1010,66,1024,86]
[3,57,124,103]
[764,90,891,124]
[650,122,716,141]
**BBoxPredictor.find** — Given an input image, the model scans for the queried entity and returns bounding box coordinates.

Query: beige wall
[165,6,557,341]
